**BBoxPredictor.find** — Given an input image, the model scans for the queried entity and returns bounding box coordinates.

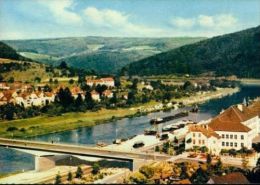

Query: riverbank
[239,78,260,86]
[0,87,239,139]
[176,87,240,105]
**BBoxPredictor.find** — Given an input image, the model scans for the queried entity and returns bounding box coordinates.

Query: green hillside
[0,41,30,61]
[3,37,205,74]
[125,26,260,78]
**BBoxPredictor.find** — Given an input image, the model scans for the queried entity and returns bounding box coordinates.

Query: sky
[0,0,259,40]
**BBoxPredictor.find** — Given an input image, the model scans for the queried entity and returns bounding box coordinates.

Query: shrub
[92,163,100,175]
[75,166,83,179]
[6,127,18,132]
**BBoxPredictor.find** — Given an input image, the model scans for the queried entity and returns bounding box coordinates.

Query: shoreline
[0,87,240,139]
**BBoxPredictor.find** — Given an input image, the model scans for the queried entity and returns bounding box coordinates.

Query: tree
[92,163,100,174]
[55,173,62,184]
[69,79,74,84]
[139,165,155,179]
[8,77,14,83]
[174,137,178,144]
[67,171,73,181]
[56,87,74,107]
[54,79,59,84]
[190,167,209,184]
[131,78,138,90]
[183,81,193,91]
[85,91,95,110]
[214,159,223,175]
[75,94,83,107]
[75,166,83,179]
[206,154,212,167]
[0,74,3,81]
[34,76,41,83]
[95,84,108,95]
[59,61,68,69]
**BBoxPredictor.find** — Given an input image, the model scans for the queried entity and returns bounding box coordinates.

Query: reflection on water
[0,85,259,174]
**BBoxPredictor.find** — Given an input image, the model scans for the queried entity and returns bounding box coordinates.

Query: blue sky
[0,0,259,40]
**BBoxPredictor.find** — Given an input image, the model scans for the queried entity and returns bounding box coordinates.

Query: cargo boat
[150,111,188,124]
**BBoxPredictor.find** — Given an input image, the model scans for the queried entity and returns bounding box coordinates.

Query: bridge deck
[0,138,169,162]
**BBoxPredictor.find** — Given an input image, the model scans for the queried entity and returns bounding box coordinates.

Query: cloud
[171,14,238,30]
[83,7,162,36]
[37,0,82,25]
[198,15,215,27]
[170,17,195,28]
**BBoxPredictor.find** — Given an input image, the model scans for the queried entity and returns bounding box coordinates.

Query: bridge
[0,138,169,171]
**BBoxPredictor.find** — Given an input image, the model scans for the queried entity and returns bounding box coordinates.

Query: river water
[0,85,259,175]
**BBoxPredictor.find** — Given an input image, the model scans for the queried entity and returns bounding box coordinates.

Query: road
[0,138,170,163]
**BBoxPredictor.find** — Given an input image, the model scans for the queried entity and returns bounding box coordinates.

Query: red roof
[209,172,250,184]
[189,124,221,139]
[208,105,253,132]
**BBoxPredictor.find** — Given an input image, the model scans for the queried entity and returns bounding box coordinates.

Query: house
[185,124,222,154]
[86,77,115,87]
[15,91,55,107]
[207,172,250,184]
[0,82,10,90]
[0,90,17,105]
[185,100,260,154]
[91,90,100,101]
[102,90,113,98]
[71,86,85,100]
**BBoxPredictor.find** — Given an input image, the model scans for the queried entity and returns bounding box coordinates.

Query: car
[133,141,145,148]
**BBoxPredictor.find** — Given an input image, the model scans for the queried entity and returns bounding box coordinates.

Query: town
[0,0,260,184]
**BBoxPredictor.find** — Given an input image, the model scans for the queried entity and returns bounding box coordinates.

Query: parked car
[133,141,145,148]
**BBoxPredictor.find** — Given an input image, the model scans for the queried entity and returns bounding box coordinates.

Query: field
[0,107,138,138]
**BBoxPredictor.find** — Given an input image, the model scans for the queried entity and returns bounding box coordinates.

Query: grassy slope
[0,58,58,82]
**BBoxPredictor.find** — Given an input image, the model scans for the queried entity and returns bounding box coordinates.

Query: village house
[86,77,115,87]
[0,82,10,90]
[15,91,55,107]
[70,86,85,100]
[91,90,100,101]
[102,90,113,98]
[0,90,17,105]
[185,100,260,154]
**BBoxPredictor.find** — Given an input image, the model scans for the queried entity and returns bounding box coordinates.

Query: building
[207,172,250,184]
[0,82,10,90]
[86,77,115,87]
[185,100,260,154]
[15,91,55,107]
[102,90,113,98]
[91,90,100,101]
[71,86,85,100]
[185,124,222,154]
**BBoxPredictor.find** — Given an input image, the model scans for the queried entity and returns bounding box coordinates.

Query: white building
[91,90,100,101]
[86,77,115,87]
[185,101,260,154]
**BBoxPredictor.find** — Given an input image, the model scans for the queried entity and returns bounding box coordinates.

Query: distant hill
[3,37,205,74]
[0,41,30,61]
[125,26,260,78]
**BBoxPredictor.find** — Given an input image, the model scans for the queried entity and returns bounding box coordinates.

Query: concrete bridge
[0,138,169,171]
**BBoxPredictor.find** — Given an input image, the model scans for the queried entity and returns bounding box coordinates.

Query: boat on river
[150,111,189,124]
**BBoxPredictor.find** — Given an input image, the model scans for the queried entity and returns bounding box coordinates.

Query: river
[0,85,260,175]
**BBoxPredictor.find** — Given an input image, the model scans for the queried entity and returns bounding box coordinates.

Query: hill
[125,26,260,78]
[2,37,205,74]
[0,41,30,61]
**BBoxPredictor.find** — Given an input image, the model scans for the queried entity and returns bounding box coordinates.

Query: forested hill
[3,37,205,74]
[125,26,260,78]
[0,41,31,61]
